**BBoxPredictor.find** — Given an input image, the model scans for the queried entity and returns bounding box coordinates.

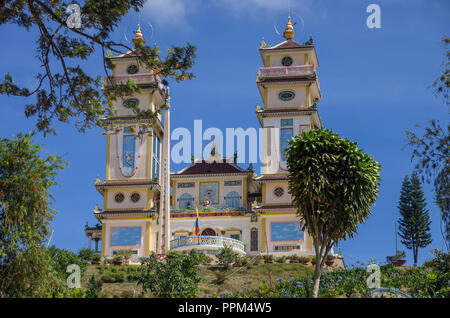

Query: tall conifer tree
[397,173,433,266]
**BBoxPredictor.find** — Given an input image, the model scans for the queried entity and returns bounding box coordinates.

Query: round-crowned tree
[286,128,381,298]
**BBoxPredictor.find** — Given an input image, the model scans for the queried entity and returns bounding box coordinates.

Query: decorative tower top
[283,17,295,40]
[133,24,145,46]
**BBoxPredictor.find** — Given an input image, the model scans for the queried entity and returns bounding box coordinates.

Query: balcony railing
[170,236,246,254]
[258,65,315,78]
[103,73,166,93]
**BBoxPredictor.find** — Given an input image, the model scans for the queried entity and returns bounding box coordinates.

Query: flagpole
[158,104,171,254]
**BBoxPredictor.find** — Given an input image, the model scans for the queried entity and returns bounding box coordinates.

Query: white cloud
[142,0,312,28]
[142,0,196,28]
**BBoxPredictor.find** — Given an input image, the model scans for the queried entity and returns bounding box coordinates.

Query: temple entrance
[201,228,216,236]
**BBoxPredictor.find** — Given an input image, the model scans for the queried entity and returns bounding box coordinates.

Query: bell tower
[94,25,170,260]
[254,17,322,253]
[256,17,322,174]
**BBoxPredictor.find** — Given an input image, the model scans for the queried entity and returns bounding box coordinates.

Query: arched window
[225,191,240,209]
[179,193,193,210]
[201,228,216,236]
[250,228,258,252]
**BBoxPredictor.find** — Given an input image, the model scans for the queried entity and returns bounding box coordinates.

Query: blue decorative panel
[123,135,135,169]
[281,119,293,127]
[224,180,242,186]
[280,128,293,161]
[200,182,219,204]
[110,227,141,246]
[271,222,303,241]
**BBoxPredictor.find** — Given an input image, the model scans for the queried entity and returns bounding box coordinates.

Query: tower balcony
[103,73,167,93]
[170,236,246,255]
[257,65,316,79]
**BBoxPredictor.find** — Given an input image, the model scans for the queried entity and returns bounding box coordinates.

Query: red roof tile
[173,160,250,176]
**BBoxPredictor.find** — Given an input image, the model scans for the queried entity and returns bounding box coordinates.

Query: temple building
[86,18,324,261]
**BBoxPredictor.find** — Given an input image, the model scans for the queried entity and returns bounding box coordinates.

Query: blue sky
[0,0,449,266]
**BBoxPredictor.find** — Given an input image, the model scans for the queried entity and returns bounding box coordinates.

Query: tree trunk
[311,256,322,298]
[413,246,418,266]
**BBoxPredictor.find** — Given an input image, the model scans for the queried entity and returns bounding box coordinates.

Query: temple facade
[87,18,324,261]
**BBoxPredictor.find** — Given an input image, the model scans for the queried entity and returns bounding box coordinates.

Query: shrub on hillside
[217,246,239,270]
[275,256,286,263]
[101,272,116,283]
[132,250,204,297]
[263,255,274,263]
[298,256,310,264]
[78,248,96,263]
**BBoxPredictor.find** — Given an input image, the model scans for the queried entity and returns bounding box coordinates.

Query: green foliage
[101,272,116,283]
[201,255,213,265]
[217,246,239,270]
[101,271,126,283]
[91,253,101,264]
[286,255,299,263]
[86,274,102,298]
[111,254,124,265]
[287,255,309,264]
[132,250,203,298]
[77,248,96,263]
[397,174,433,265]
[0,1,197,135]
[233,256,251,267]
[286,128,381,297]
[424,249,450,272]
[115,249,133,264]
[262,254,274,263]
[48,245,88,280]
[298,256,310,264]
[213,271,228,285]
[217,262,449,298]
[0,133,66,297]
[275,256,286,263]
[394,250,406,260]
[405,37,449,249]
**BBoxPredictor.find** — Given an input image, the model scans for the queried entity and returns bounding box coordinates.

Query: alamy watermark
[66,264,81,289]
[66,4,81,29]
[366,4,382,29]
[366,263,381,289]
[170,120,285,174]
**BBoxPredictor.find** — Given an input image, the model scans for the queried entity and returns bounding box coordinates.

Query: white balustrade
[170,236,245,254]
[103,74,166,92]
[258,65,315,78]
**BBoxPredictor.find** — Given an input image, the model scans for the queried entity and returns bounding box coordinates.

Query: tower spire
[133,24,145,46]
[283,16,295,40]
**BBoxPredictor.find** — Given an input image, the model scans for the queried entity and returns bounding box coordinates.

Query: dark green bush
[217,246,239,270]
[133,250,204,297]
[298,256,309,264]
[101,272,116,283]
[275,256,286,263]
[113,271,126,283]
[78,248,96,263]
[263,255,274,263]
